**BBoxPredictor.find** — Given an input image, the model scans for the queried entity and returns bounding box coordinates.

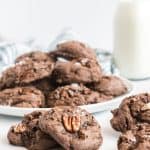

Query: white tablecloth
[0,80,150,150]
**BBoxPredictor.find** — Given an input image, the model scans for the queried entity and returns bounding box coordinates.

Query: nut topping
[13,123,26,133]
[141,102,150,111]
[62,115,80,133]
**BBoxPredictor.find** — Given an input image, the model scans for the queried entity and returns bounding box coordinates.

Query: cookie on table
[15,51,55,63]
[110,93,150,132]
[0,87,45,108]
[118,123,150,150]
[47,83,112,107]
[39,106,103,150]
[52,58,102,85]
[50,40,97,60]
[88,75,128,97]
[0,58,54,90]
[7,111,61,150]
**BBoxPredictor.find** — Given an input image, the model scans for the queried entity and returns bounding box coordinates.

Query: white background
[0,0,118,50]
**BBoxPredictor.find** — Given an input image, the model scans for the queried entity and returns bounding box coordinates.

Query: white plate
[0,77,133,117]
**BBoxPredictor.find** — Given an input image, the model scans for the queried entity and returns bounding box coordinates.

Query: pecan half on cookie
[39,106,103,150]
[62,115,81,133]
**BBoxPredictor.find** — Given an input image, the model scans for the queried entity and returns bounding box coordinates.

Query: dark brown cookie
[118,123,150,150]
[50,41,97,60]
[47,84,112,107]
[7,111,61,150]
[88,76,128,97]
[110,93,150,132]
[52,58,102,85]
[0,58,54,90]
[39,106,103,150]
[0,87,45,108]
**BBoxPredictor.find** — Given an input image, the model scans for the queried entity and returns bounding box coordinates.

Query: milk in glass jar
[113,0,150,79]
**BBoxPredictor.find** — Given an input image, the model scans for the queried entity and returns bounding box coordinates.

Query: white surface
[114,0,150,79]
[1,80,150,149]
[0,0,118,49]
[0,78,132,117]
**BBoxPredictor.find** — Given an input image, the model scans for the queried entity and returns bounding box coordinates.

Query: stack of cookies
[0,41,128,108]
[7,106,103,150]
[111,93,150,149]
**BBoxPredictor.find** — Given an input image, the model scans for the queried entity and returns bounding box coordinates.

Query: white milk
[113,0,150,79]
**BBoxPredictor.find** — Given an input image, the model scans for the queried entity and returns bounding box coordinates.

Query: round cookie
[0,87,45,108]
[52,58,102,85]
[50,41,97,60]
[39,106,103,150]
[47,83,112,107]
[110,93,150,132]
[88,75,128,97]
[7,111,61,149]
[118,123,150,150]
[0,57,54,90]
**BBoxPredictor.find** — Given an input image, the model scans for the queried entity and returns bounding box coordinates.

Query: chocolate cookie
[39,106,103,150]
[15,51,55,63]
[7,111,61,150]
[50,41,97,60]
[0,87,45,108]
[110,93,150,132]
[88,76,128,97]
[118,123,150,150]
[52,58,102,85]
[47,83,112,107]
[0,58,54,90]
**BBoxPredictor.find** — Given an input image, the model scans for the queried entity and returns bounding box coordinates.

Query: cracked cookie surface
[39,106,102,150]
[7,111,62,150]
[50,41,97,60]
[111,93,150,132]
[47,84,112,107]
[88,76,128,97]
[15,51,55,63]
[52,58,102,85]
[0,55,54,90]
[118,123,150,150]
[0,86,45,108]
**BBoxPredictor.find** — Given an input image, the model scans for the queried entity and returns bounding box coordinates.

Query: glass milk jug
[113,0,150,79]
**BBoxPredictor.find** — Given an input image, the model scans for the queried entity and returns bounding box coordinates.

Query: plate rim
[0,76,133,117]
